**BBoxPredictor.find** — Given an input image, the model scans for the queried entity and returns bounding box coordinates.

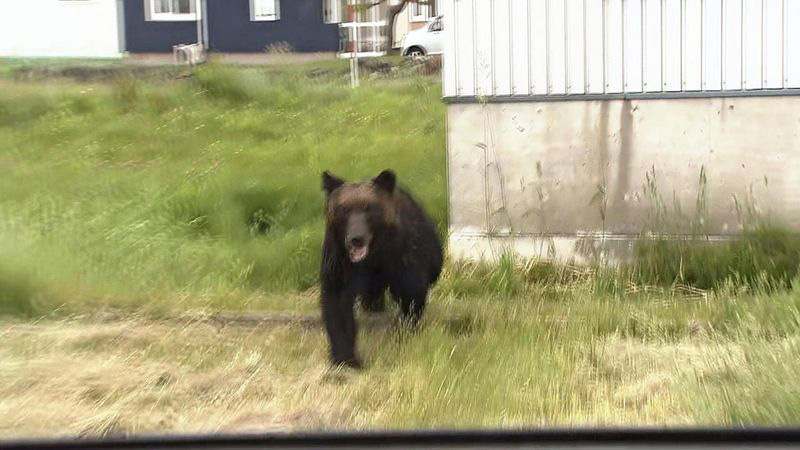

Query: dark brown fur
[320,170,443,368]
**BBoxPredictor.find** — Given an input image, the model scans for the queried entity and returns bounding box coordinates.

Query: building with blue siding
[0,0,433,58]
[125,0,340,54]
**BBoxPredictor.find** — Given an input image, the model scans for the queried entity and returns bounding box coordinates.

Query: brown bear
[320,169,443,368]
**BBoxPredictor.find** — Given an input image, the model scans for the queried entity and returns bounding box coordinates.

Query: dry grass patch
[3,295,800,438]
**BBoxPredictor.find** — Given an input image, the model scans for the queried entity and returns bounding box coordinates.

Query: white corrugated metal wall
[442,0,800,98]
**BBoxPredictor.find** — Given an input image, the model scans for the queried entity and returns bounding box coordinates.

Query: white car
[401,15,443,58]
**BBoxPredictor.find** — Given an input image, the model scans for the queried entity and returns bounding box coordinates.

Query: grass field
[1,58,800,438]
[0,58,446,316]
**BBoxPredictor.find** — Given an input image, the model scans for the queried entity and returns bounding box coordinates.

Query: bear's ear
[372,170,396,194]
[322,171,345,196]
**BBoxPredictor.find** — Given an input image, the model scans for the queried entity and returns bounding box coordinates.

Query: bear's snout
[345,212,372,263]
[347,235,369,263]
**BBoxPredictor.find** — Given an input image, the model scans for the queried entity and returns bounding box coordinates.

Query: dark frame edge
[4,428,800,449]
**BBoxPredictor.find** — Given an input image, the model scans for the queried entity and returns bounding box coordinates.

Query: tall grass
[628,165,800,291]
[0,61,446,316]
[1,60,798,319]
[630,227,800,291]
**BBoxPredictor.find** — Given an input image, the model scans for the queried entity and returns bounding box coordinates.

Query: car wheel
[406,47,426,59]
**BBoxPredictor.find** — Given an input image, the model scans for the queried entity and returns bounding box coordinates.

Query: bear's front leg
[321,287,361,368]
[390,271,429,328]
[360,275,387,313]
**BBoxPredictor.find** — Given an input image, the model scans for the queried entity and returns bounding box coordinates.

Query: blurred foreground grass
[3,278,800,436]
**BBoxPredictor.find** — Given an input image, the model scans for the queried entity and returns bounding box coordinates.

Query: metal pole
[202,0,209,49]
[350,49,357,87]
[354,17,360,87]
[349,3,361,88]
[350,26,356,87]
[195,0,203,46]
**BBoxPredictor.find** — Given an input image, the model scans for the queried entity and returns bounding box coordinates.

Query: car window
[6,0,800,446]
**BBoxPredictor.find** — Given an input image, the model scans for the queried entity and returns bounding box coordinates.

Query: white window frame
[323,0,342,24]
[409,2,430,22]
[144,0,199,22]
[250,0,280,21]
[338,22,388,58]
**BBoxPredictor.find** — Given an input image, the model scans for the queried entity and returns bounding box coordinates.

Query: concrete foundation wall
[447,96,800,262]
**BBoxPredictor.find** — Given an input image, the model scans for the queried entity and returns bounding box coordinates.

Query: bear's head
[322,170,397,264]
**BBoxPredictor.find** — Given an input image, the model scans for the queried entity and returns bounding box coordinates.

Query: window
[145,0,198,21]
[410,1,430,22]
[428,18,442,32]
[323,0,343,24]
[357,1,384,23]
[250,0,280,21]
[334,0,384,24]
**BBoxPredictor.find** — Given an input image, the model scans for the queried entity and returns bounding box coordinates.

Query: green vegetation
[1,59,800,436]
[0,60,446,316]
[630,227,800,291]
